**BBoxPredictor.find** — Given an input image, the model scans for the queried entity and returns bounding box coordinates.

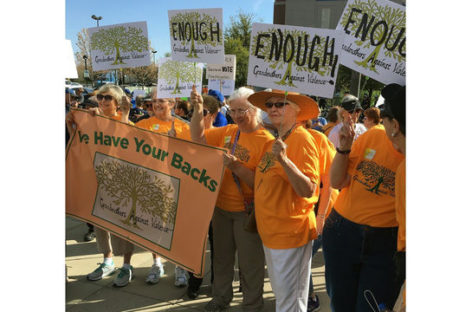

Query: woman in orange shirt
[250,90,321,312]
[324,84,405,312]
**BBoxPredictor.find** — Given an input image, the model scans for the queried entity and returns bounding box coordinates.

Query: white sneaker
[174,266,188,287]
[146,264,164,284]
[87,262,116,281]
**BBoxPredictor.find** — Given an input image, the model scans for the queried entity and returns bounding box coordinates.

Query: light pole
[91,15,102,27]
[83,55,89,84]
[151,50,157,65]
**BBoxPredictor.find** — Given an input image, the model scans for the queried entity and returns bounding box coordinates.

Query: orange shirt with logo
[135,116,191,140]
[395,159,406,251]
[335,125,405,227]
[255,125,320,249]
[205,124,274,212]
[308,129,339,216]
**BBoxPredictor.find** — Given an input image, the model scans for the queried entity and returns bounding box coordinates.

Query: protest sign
[168,8,224,64]
[206,55,236,80]
[247,23,343,98]
[157,57,203,98]
[336,0,406,85]
[66,110,226,274]
[208,79,235,96]
[88,21,151,71]
[65,40,78,79]
[132,89,147,100]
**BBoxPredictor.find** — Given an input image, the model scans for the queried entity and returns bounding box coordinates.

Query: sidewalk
[66,217,330,311]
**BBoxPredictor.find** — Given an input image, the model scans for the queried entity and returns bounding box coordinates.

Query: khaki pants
[212,207,265,311]
[95,227,134,256]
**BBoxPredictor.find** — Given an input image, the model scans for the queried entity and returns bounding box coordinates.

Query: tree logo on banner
[170,12,222,58]
[95,160,177,230]
[159,60,202,94]
[251,28,337,88]
[91,26,148,65]
[340,0,406,73]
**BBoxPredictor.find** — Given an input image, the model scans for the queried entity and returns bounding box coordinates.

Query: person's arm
[189,85,206,144]
[223,153,255,188]
[273,138,316,198]
[330,116,355,189]
[316,173,332,234]
[120,96,131,124]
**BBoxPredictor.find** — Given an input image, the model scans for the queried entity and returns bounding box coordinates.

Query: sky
[66,0,274,60]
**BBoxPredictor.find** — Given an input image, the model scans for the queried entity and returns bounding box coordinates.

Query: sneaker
[307,295,320,312]
[204,299,228,312]
[87,263,116,281]
[146,264,164,284]
[83,230,96,242]
[113,266,133,287]
[174,266,188,287]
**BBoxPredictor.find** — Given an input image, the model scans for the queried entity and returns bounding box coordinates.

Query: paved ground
[66,217,330,311]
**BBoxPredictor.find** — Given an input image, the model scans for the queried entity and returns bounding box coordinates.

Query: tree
[339,0,406,73]
[356,160,395,195]
[123,65,158,87]
[169,12,222,58]
[224,11,256,88]
[90,25,148,65]
[159,60,202,94]
[95,160,177,229]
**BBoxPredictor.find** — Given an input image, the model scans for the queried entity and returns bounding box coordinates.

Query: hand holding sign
[272,137,288,162]
[339,115,355,151]
[223,153,239,171]
[168,119,177,137]
[190,85,204,110]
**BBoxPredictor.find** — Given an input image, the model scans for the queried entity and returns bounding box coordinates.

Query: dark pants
[188,222,214,290]
[322,209,402,312]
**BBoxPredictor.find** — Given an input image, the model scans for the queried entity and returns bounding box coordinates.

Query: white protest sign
[336,0,405,85]
[247,23,343,99]
[208,79,235,97]
[168,8,224,64]
[88,21,151,71]
[206,55,236,80]
[132,89,147,100]
[157,57,203,98]
[65,40,78,79]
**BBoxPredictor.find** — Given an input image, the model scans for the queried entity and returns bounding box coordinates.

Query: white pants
[263,242,313,312]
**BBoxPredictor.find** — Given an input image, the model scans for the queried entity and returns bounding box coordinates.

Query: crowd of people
[66,82,406,312]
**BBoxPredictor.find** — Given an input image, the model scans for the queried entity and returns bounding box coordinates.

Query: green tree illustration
[251,28,332,87]
[95,160,177,229]
[91,26,148,65]
[170,12,222,58]
[340,0,406,73]
[356,160,395,195]
[159,60,202,94]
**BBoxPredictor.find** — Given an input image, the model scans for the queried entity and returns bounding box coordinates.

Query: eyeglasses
[264,102,288,109]
[97,94,114,101]
[228,108,250,116]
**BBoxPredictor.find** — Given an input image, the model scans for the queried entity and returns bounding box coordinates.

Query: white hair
[229,87,263,125]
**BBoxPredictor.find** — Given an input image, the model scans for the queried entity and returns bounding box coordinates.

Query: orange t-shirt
[135,116,191,140]
[308,129,339,216]
[395,159,406,251]
[205,124,274,212]
[255,125,320,249]
[334,125,405,227]
[110,113,135,125]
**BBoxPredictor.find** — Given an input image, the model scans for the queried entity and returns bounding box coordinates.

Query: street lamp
[91,15,102,27]
[151,50,157,65]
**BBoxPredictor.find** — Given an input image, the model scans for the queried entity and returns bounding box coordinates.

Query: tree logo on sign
[251,28,338,87]
[159,60,202,94]
[95,160,177,229]
[170,12,222,58]
[340,0,406,73]
[91,26,148,65]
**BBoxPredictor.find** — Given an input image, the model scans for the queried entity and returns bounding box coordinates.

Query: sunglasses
[203,109,209,116]
[97,94,114,101]
[264,102,288,109]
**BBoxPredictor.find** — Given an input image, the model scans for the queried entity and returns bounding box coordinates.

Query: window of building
[320,8,331,28]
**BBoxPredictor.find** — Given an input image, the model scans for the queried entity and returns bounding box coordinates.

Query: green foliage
[91,26,149,65]
[95,160,177,226]
[159,60,202,93]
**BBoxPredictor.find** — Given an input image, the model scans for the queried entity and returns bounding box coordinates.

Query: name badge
[364,148,376,160]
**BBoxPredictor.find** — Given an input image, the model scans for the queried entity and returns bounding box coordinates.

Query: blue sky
[66,0,274,60]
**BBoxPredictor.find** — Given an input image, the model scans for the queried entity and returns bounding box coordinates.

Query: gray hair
[97,84,125,106]
[229,87,263,124]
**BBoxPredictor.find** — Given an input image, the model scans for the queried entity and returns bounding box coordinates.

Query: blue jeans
[322,209,402,312]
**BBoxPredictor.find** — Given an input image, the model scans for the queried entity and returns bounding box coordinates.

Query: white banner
[206,55,236,80]
[208,79,235,97]
[336,0,406,85]
[168,8,224,64]
[247,23,343,98]
[157,57,203,98]
[88,21,151,71]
